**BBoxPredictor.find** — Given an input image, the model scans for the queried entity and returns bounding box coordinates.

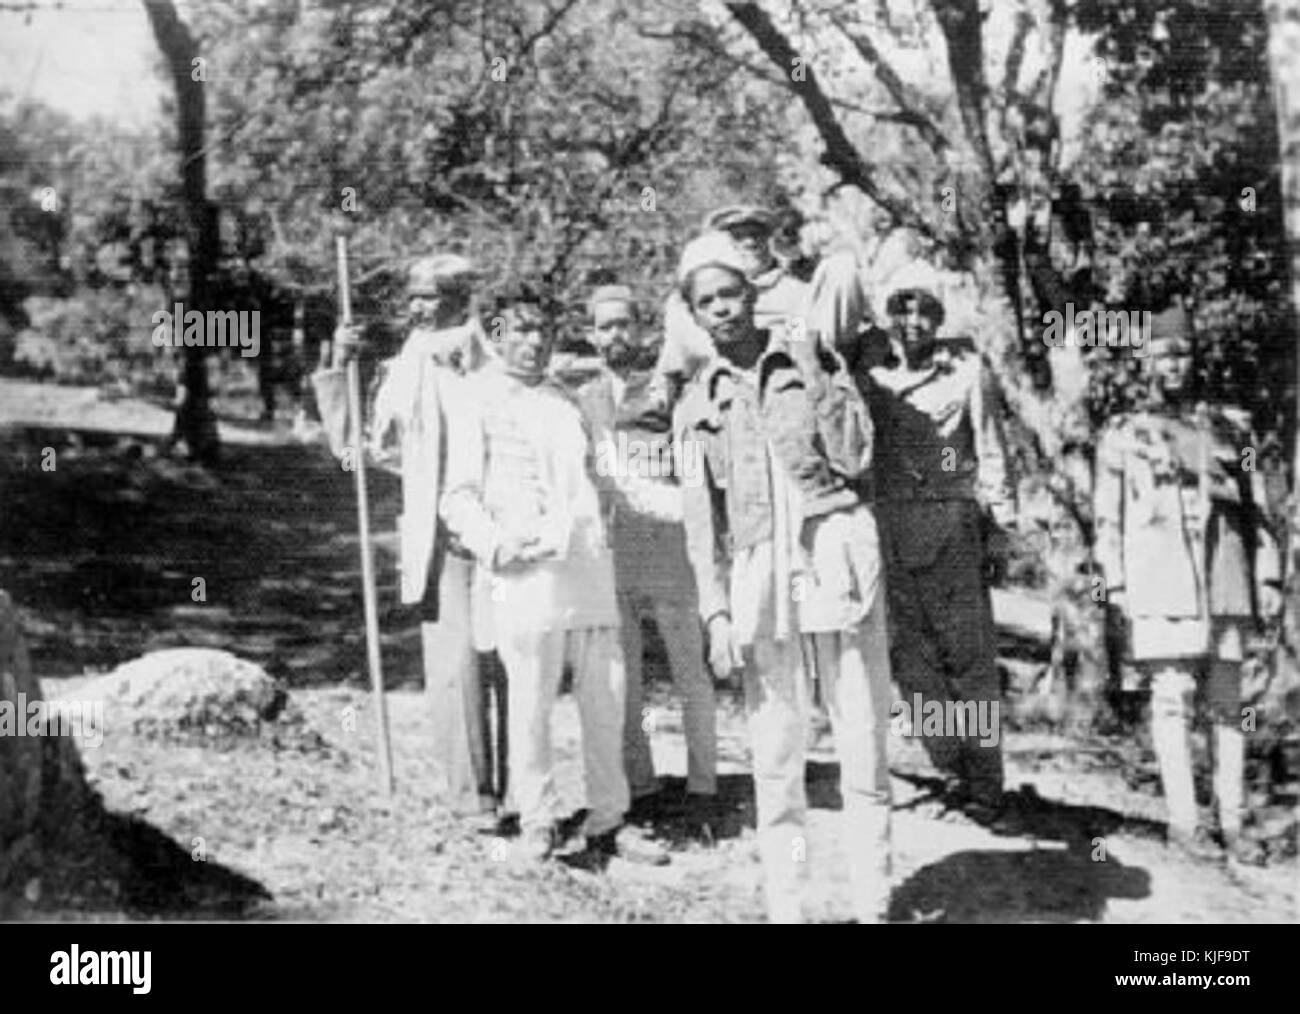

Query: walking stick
[337,235,395,795]
[1195,399,1214,656]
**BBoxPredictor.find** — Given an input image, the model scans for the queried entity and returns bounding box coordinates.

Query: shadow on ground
[891,770,1167,843]
[0,425,428,688]
[11,787,273,921]
[97,809,273,918]
[534,763,1156,921]
[885,771,1156,921]
[889,846,1151,922]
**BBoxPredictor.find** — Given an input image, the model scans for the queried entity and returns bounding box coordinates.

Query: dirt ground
[2,378,1297,923]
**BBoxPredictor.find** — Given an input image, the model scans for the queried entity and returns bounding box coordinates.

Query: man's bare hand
[1259,584,1285,620]
[493,534,545,572]
[332,323,365,367]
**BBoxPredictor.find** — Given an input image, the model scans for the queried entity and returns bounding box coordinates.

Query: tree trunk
[970,252,1107,730]
[0,590,94,916]
[1264,1,1300,671]
[723,0,1108,728]
[143,0,220,465]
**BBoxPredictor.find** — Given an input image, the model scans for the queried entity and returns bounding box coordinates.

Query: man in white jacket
[440,290,668,866]
[315,254,500,819]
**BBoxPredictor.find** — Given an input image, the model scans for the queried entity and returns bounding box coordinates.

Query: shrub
[12,285,176,396]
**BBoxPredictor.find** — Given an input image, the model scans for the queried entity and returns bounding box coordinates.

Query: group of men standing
[312,202,1277,923]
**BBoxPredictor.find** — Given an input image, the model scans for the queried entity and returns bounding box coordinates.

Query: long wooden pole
[337,236,395,795]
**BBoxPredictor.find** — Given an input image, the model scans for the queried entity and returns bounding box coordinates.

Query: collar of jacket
[694,339,771,402]
[686,328,849,415]
[870,353,954,400]
[679,357,747,435]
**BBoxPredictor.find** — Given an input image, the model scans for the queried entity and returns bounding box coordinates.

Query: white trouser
[620,592,718,797]
[495,626,630,838]
[744,596,894,923]
[421,554,489,813]
[1150,658,1244,837]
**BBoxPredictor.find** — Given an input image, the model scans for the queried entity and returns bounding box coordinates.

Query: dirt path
[3,378,1296,923]
[21,679,1295,923]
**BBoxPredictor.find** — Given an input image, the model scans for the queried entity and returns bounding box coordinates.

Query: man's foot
[1222,831,1267,867]
[679,793,723,839]
[682,790,720,811]
[586,824,670,866]
[963,787,1035,834]
[625,792,665,827]
[511,826,556,864]
[494,811,521,837]
[1166,825,1225,863]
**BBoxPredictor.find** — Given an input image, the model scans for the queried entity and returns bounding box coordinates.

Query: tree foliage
[197,0,794,334]
[1073,1,1290,441]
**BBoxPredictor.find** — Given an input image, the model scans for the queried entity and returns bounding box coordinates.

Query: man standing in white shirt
[440,290,668,866]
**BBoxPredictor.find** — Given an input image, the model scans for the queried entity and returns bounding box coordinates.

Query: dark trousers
[877,500,1005,802]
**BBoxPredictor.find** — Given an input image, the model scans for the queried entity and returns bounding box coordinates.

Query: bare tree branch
[641,23,790,88]
[518,0,582,62]
[932,0,995,178]
[1020,0,1074,322]
[722,2,936,241]
[639,23,892,120]
[826,10,951,155]
[1024,0,1067,140]
[1040,0,1069,136]
[1001,4,1034,99]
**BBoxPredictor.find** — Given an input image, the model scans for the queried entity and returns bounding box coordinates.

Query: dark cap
[1147,304,1192,353]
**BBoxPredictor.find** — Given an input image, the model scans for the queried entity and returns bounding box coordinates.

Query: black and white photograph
[0,0,1297,952]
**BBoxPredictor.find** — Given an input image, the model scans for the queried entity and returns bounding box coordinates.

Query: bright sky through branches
[0,0,162,128]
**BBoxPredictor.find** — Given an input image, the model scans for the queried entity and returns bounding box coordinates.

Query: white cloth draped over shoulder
[311,321,487,608]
